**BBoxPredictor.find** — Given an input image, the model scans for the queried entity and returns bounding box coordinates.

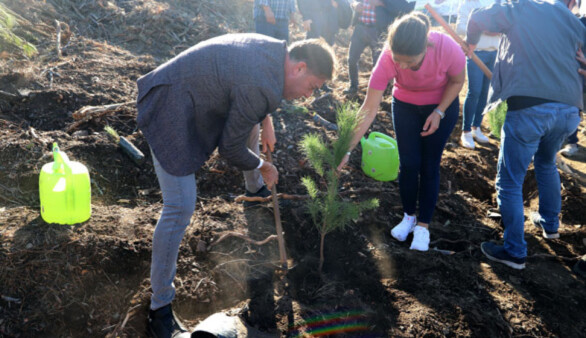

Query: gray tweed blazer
[137,33,286,176]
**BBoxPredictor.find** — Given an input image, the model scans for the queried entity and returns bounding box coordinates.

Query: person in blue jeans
[456,0,499,149]
[466,0,585,270]
[253,0,296,42]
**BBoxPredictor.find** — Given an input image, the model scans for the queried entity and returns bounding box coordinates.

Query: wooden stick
[72,102,134,120]
[424,4,493,80]
[267,150,288,269]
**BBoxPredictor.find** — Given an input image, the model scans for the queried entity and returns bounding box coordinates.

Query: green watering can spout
[360,132,399,182]
[39,142,91,225]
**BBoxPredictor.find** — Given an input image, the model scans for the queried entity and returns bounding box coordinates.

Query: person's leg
[150,150,197,311]
[243,123,265,194]
[497,107,549,259]
[567,129,579,144]
[255,18,274,38]
[461,57,482,149]
[390,98,424,242]
[274,19,290,42]
[462,57,481,133]
[392,98,425,217]
[472,51,496,130]
[533,104,580,233]
[418,99,459,225]
[346,25,368,91]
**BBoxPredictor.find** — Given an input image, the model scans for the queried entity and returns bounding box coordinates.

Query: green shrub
[487,101,507,139]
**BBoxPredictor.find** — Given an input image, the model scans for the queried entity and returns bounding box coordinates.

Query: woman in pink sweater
[338,12,465,251]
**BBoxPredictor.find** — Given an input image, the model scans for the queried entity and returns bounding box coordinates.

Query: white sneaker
[559,143,578,158]
[410,226,430,251]
[461,132,475,149]
[472,128,490,144]
[391,213,417,242]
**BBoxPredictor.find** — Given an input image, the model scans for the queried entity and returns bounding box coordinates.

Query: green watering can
[39,143,91,224]
[360,132,399,182]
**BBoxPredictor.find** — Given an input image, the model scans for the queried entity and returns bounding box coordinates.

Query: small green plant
[487,101,507,139]
[299,103,379,273]
[0,5,38,57]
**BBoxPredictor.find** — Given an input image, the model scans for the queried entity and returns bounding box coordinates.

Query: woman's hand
[421,110,442,137]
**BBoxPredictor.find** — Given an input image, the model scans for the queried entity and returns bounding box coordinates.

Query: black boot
[148,304,191,338]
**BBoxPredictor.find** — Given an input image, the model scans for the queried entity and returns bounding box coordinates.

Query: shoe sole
[473,137,490,144]
[481,245,525,270]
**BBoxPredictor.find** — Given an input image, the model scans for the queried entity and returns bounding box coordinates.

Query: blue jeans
[255,18,289,42]
[150,150,197,310]
[462,50,496,132]
[567,129,579,144]
[392,97,459,224]
[497,103,580,258]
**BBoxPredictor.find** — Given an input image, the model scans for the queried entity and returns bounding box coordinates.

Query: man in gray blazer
[136,33,335,338]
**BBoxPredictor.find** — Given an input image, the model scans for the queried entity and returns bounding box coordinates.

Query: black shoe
[573,255,586,280]
[343,86,357,95]
[148,304,190,338]
[243,185,272,208]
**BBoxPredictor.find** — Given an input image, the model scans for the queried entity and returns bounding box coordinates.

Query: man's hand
[263,6,276,24]
[303,19,312,32]
[259,161,279,189]
[261,115,276,153]
[421,111,442,137]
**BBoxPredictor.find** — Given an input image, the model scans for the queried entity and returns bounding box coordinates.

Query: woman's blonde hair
[387,11,431,56]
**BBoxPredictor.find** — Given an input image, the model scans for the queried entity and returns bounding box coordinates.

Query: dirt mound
[1,0,586,337]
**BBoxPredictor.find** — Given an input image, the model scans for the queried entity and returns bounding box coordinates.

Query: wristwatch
[434,108,445,119]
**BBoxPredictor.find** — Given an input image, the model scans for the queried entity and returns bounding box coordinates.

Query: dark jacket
[136,34,286,176]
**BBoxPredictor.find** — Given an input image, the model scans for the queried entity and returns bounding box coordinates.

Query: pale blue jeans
[497,103,580,258]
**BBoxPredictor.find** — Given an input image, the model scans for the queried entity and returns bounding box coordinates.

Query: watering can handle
[52,142,72,174]
[369,132,397,145]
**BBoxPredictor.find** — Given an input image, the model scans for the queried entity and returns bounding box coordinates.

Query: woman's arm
[336,87,385,171]
[421,68,465,137]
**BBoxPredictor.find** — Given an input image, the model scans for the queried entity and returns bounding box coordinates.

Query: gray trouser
[348,24,382,88]
[243,123,264,193]
[149,125,263,309]
[150,150,196,310]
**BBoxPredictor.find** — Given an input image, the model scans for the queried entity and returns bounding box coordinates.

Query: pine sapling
[299,103,379,273]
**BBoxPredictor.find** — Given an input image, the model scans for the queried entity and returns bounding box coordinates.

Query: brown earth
[1,1,586,337]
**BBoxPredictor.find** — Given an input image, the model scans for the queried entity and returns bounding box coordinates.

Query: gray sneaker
[531,212,560,239]
[559,143,578,158]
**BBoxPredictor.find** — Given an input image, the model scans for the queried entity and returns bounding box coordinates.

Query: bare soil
[1,1,585,337]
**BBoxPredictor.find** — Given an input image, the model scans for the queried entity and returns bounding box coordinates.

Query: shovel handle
[424,4,493,80]
[266,150,288,269]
